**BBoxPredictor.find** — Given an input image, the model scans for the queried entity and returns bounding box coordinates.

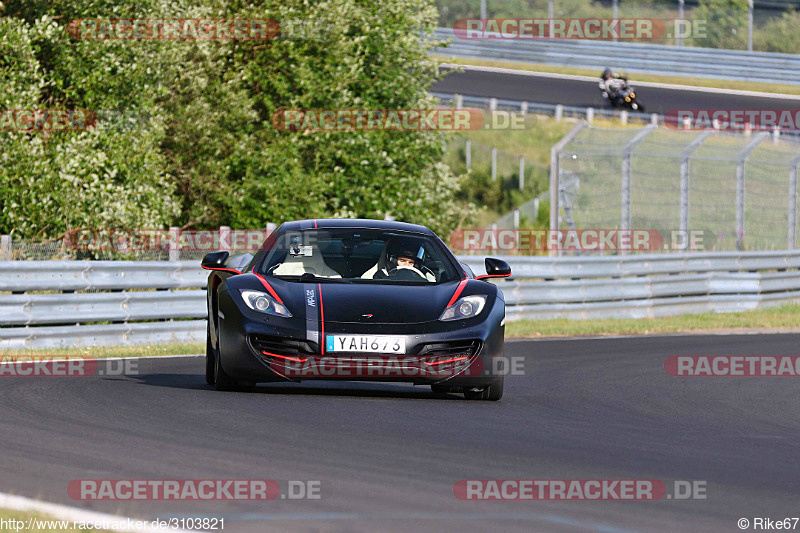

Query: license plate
[326,335,406,354]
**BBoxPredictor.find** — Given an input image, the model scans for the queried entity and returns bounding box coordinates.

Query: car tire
[212,325,251,392]
[464,377,504,401]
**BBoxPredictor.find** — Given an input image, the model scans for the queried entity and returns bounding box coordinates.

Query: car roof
[280,218,436,236]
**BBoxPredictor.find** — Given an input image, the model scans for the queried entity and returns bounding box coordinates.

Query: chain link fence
[553,124,800,253]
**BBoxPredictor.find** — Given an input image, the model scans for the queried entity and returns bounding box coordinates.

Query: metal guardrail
[2,252,800,348]
[432,28,800,85]
[433,91,660,125]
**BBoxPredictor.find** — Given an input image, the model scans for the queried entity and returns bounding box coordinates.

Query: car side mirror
[476,257,511,280]
[201,251,231,271]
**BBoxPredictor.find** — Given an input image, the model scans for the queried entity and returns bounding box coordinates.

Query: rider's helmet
[601,68,613,80]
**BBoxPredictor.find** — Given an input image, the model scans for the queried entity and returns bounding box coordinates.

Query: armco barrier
[432,28,800,85]
[2,252,800,349]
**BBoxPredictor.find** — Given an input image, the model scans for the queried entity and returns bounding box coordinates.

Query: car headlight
[439,295,487,321]
[239,289,292,317]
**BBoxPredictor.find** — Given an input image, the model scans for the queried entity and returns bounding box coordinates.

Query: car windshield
[257,228,461,284]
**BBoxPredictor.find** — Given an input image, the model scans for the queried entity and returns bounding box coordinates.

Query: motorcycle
[613,84,644,112]
[600,74,645,112]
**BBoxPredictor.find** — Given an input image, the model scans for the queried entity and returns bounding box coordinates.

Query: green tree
[691,0,748,50]
[754,9,800,54]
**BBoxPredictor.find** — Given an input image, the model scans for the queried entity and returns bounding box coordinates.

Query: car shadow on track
[128,372,467,400]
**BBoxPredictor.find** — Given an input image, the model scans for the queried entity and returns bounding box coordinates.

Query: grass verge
[0,508,109,532]
[436,55,800,96]
[506,304,800,339]
[0,343,204,359]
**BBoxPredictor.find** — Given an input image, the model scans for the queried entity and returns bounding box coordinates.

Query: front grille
[250,334,317,356]
[416,340,481,357]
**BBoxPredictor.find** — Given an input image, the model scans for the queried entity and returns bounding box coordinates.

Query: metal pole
[548,0,554,38]
[549,120,588,257]
[0,235,10,260]
[519,156,525,191]
[678,0,685,46]
[465,139,472,171]
[735,133,767,251]
[480,0,487,20]
[491,147,497,181]
[621,125,657,235]
[789,154,800,249]
[747,0,754,52]
[169,227,180,261]
[679,131,712,237]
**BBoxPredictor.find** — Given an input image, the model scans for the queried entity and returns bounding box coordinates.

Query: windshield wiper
[270,273,346,283]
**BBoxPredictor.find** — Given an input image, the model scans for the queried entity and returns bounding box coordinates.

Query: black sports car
[202,219,511,400]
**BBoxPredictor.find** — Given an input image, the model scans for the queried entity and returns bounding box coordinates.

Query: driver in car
[396,251,417,270]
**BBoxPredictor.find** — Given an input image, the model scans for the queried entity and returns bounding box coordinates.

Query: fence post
[521,101,528,116]
[519,156,525,191]
[489,98,497,112]
[586,108,594,123]
[678,0,685,46]
[555,104,563,121]
[612,0,619,42]
[549,120,588,257]
[789,154,800,249]
[747,0,754,52]
[680,131,712,237]
[0,235,10,260]
[169,227,180,261]
[621,126,657,238]
[620,110,628,125]
[491,147,497,180]
[465,138,472,171]
[735,133,767,251]
[455,94,463,110]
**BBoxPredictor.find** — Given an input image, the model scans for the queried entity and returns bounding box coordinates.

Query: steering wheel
[386,267,427,281]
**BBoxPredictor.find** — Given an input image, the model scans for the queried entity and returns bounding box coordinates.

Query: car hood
[284,280,463,324]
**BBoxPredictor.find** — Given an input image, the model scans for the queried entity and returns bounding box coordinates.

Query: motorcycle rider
[599,68,628,103]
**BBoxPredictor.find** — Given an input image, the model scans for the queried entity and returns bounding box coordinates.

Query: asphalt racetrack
[1,334,798,532]
[432,67,800,115]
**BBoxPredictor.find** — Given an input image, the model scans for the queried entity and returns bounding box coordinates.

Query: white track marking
[0,354,203,365]
[0,491,193,533]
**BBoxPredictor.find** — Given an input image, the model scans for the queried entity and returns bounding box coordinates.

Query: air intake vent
[250,334,317,356]
[416,340,481,357]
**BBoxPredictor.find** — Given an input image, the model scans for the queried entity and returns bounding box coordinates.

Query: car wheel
[212,326,251,392]
[464,377,504,401]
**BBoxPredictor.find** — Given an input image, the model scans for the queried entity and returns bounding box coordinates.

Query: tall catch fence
[551,123,800,253]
